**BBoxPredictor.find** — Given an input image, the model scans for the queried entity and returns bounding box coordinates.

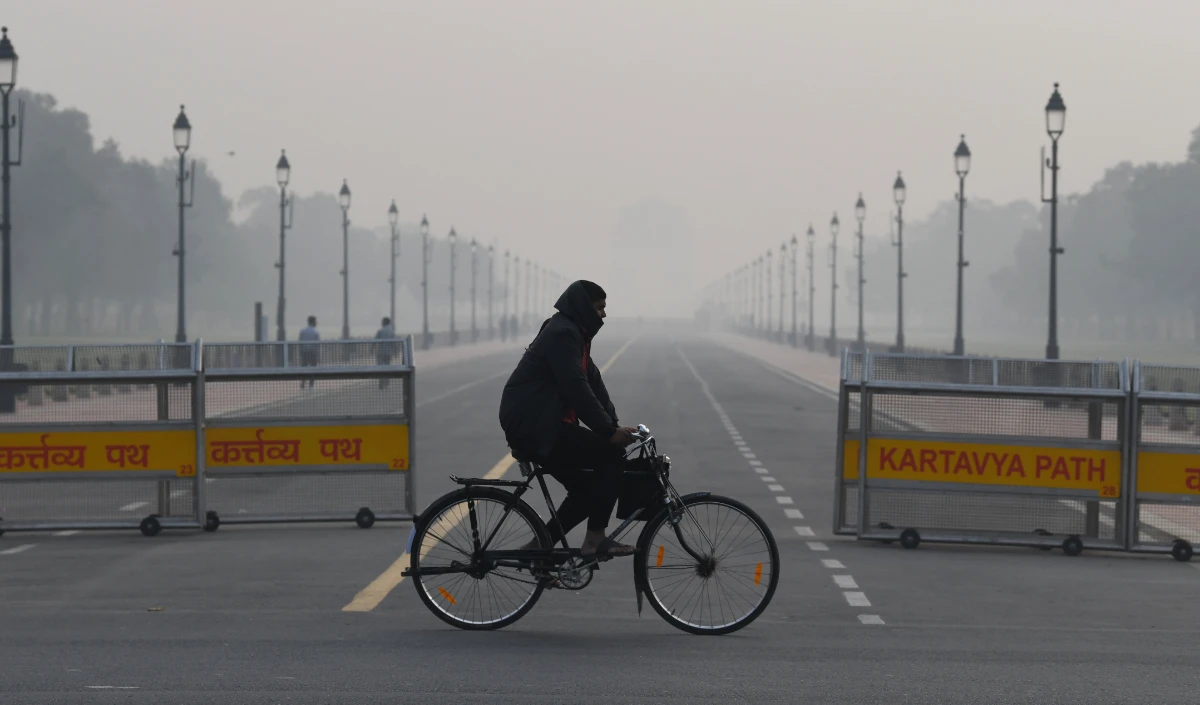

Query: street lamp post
[420,215,430,349]
[503,250,510,340]
[449,228,457,345]
[388,200,399,329]
[779,243,786,341]
[525,259,532,328]
[338,179,351,340]
[470,238,478,343]
[514,256,521,335]
[766,249,773,341]
[790,235,798,347]
[954,135,972,356]
[488,245,495,340]
[855,194,867,350]
[274,151,293,341]
[172,105,194,343]
[1042,83,1066,360]
[0,26,21,359]
[891,172,907,353]
[806,225,815,351]
[828,213,840,356]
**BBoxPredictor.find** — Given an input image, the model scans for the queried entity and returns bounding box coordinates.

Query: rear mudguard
[633,492,712,616]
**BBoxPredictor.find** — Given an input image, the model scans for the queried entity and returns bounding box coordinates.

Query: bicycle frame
[403,427,710,580]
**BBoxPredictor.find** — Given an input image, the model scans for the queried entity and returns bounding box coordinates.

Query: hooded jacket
[499,280,619,457]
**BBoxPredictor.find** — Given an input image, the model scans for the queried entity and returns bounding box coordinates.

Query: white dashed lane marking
[833,575,859,589]
[821,559,845,569]
[0,544,36,555]
[784,509,804,519]
[806,542,829,551]
[754,468,769,474]
[859,615,886,625]
[761,476,777,482]
[793,526,815,536]
[767,484,785,492]
[844,592,871,607]
[776,496,794,505]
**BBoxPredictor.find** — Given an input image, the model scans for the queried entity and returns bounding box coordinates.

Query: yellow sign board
[0,430,198,476]
[1136,452,1200,496]
[205,424,409,470]
[842,438,1121,497]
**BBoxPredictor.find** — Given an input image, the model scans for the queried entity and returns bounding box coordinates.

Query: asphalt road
[2,332,1199,704]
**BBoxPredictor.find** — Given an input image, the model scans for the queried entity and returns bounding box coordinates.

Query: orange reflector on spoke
[656,545,665,567]
[437,587,457,605]
[754,562,763,585]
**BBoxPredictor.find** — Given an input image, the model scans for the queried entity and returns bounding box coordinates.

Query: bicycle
[402,424,780,634]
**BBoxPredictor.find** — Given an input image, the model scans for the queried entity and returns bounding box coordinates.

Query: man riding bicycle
[499,280,639,558]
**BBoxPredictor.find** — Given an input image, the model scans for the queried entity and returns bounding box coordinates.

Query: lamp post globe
[854,195,866,224]
[172,105,191,154]
[893,172,906,206]
[955,134,971,177]
[276,150,290,188]
[338,179,351,211]
[1046,82,1066,139]
[388,199,399,226]
[0,27,18,94]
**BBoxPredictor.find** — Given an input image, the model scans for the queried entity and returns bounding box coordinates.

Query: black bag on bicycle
[616,454,668,520]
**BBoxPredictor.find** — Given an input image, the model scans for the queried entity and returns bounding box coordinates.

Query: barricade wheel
[878,522,895,545]
[899,529,920,550]
[1034,528,1053,551]
[140,515,162,537]
[204,511,220,533]
[356,508,376,529]
[1171,540,1193,562]
[1062,536,1083,557]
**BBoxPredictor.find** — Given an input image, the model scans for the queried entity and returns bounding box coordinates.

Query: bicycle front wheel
[410,487,551,630]
[635,493,780,635]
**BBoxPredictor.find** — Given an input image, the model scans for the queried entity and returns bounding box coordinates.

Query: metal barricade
[0,342,205,536]
[1127,361,1200,561]
[200,337,416,528]
[836,350,1130,555]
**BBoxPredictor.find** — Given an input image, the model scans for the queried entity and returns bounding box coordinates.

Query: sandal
[582,537,638,559]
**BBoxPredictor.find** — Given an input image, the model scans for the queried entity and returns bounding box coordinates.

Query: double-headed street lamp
[172,105,195,343]
[420,215,430,349]
[806,225,816,351]
[338,180,351,339]
[827,213,840,355]
[388,199,399,328]
[0,27,21,360]
[449,228,458,345]
[954,135,972,356]
[274,151,293,341]
[855,194,867,349]
[891,172,907,353]
[1042,83,1066,360]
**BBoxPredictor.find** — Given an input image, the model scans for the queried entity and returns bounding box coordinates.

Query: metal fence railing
[0,337,416,537]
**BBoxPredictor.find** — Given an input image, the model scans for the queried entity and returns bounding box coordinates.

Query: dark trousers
[540,423,626,538]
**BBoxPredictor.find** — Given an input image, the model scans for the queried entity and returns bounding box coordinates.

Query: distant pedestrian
[299,315,320,388]
[375,317,397,389]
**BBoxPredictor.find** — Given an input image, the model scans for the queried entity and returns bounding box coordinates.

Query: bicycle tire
[635,493,780,635]
[410,486,552,631]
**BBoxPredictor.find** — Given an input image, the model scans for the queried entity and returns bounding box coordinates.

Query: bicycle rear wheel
[635,493,779,635]
[410,487,551,630]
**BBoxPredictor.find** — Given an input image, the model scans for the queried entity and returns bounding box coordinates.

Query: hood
[554,280,604,339]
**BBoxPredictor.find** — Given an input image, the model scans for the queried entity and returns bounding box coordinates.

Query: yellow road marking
[341,335,638,612]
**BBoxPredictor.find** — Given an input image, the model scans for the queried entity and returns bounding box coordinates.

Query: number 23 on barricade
[205,424,409,469]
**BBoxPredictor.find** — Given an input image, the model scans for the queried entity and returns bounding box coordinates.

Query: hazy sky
[7,0,1200,315]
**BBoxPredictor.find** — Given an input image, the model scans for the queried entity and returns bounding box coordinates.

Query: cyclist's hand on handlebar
[609,427,636,446]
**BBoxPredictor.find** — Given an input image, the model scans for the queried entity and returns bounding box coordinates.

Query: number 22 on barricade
[178,464,196,477]
[390,458,408,470]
